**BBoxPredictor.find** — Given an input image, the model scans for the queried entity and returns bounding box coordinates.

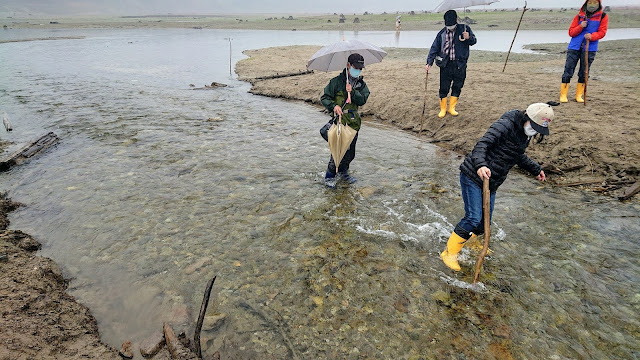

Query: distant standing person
[396,15,401,31]
[425,10,476,118]
[320,53,370,188]
[559,0,608,103]
[440,103,554,271]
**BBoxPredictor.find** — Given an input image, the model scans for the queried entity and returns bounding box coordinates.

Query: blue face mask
[349,67,361,78]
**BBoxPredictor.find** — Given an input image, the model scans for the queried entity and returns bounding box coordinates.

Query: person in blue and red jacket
[560,0,608,103]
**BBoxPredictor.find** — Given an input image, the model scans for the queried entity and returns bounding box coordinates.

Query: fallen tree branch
[253,70,313,81]
[582,150,594,176]
[554,180,603,187]
[164,322,197,360]
[542,164,564,175]
[429,138,452,143]
[560,164,586,172]
[194,275,216,359]
[619,181,640,201]
[429,120,447,137]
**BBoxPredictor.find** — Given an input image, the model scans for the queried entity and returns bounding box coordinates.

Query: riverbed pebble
[119,340,133,359]
[203,312,227,331]
[139,330,165,357]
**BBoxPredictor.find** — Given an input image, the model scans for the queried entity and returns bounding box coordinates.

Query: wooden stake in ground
[194,275,217,359]
[418,71,428,137]
[473,177,491,283]
[584,39,590,106]
[502,2,528,72]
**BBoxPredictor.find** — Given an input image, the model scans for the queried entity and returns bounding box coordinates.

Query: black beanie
[444,10,458,26]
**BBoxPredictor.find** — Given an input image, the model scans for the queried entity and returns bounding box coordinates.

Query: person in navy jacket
[559,0,608,103]
[425,10,477,118]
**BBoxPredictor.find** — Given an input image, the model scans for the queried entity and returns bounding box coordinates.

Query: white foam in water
[356,200,456,245]
[422,203,454,227]
[438,272,487,293]
[355,225,397,239]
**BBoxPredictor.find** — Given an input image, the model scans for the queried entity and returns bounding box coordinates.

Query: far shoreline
[2,7,640,31]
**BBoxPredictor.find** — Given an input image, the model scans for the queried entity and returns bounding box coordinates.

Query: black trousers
[327,132,359,174]
[562,49,596,84]
[439,61,467,98]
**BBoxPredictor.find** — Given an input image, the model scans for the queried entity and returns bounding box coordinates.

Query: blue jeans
[454,172,496,240]
[562,49,596,84]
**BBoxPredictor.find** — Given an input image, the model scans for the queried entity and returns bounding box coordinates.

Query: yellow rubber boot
[576,83,585,103]
[448,96,459,116]
[466,233,493,254]
[440,232,466,271]
[560,83,569,103]
[438,98,447,118]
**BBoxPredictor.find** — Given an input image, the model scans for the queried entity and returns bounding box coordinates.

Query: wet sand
[235,40,640,197]
[0,194,119,359]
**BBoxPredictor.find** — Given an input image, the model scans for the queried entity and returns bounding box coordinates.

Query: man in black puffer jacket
[440,103,554,271]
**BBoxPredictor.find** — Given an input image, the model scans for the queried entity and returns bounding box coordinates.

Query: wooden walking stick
[502,2,528,72]
[583,39,590,106]
[473,177,491,283]
[418,71,428,137]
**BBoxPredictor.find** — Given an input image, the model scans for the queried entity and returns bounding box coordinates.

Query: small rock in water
[393,293,410,313]
[119,340,134,359]
[151,348,172,360]
[203,313,227,331]
[139,330,165,357]
[185,257,212,274]
[169,305,190,326]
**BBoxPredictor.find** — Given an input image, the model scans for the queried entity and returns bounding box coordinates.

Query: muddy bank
[235,40,640,198]
[0,193,119,359]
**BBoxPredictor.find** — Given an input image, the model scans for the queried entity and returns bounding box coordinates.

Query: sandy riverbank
[0,194,119,360]
[235,40,640,198]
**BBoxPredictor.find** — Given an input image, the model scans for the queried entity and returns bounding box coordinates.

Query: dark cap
[444,10,458,26]
[348,53,365,69]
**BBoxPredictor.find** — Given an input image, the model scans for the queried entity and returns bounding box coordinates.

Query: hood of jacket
[581,0,603,16]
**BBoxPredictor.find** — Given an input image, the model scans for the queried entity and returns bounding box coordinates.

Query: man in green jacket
[320,53,371,188]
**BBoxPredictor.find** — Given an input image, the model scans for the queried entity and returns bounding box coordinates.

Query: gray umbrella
[307,39,387,72]
[433,0,499,12]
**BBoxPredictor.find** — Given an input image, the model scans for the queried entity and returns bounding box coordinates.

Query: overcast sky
[1,0,635,16]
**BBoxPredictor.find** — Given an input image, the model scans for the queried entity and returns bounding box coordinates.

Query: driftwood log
[191,82,228,90]
[164,322,198,360]
[619,181,640,201]
[0,132,59,172]
[253,70,313,81]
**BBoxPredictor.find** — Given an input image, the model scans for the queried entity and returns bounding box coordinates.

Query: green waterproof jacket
[320,69,370,131]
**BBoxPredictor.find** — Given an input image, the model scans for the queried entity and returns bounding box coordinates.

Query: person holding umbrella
[440,103,554,271]
[425,9,477,118]
[559,0,608,103]
[320,53,370,187]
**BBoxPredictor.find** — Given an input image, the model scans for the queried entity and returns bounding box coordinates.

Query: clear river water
[1,28,639,359]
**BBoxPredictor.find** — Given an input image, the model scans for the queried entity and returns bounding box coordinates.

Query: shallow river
[1,29,639,359]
